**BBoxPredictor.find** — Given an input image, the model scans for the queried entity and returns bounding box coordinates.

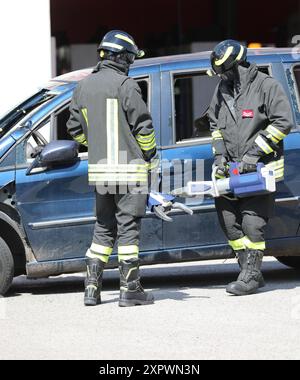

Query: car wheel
[0,237,14,296]
[277,257,300,270]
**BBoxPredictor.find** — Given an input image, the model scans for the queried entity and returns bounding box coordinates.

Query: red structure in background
[51,0,299,50]
[51,0,213,46]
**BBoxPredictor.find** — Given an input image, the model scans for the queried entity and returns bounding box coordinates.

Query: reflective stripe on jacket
[67,60,157,185]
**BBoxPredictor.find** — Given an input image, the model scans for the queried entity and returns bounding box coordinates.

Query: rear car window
[287,65,300,125]
[294,65,300,91]
[173,66,271,144]
[293,66,300,122]
[173,72,220,143]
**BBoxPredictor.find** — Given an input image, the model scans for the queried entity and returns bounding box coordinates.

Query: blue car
[1,48,300,295]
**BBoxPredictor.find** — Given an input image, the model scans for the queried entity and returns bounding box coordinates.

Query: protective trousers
[86,191,147,263]
[215,194,275,252]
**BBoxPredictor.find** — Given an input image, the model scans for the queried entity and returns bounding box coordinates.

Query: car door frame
[160,62,227,253]
[160,63,221,211]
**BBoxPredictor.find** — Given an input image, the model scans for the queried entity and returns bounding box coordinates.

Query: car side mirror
[26,140,79,175]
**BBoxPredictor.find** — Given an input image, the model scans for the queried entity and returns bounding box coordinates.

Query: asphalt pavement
[1,258,300,360]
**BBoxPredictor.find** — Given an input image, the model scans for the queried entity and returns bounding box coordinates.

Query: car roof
[49,48,296,86]
[132,47,296,67]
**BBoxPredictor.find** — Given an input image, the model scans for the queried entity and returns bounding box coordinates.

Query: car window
[27,121,51,147]
[53,78,150,155]
[291,65,300,125]
[285,65,300,126]
[26,119,52,161]
[0,90,54,140]
[173,66,270,144]
[25,78,151,161]
[173,72,220,143]
[293,65,300,90]
[137,79,149,105]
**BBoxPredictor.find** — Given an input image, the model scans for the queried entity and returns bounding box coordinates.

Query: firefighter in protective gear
[209,40,293,296]
[67,30,157,307]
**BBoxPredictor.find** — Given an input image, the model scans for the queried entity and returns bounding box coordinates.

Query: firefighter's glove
[239,155,259,174]
[214,155,229,178]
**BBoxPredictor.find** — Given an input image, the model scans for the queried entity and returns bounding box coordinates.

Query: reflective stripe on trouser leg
[228,238,246,251]
[115,194,146,262]
[243,237,266,251]
[118,245,139,262]
[86,243,113,264]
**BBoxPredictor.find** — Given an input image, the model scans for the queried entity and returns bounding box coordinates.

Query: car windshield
[0,90,54,139]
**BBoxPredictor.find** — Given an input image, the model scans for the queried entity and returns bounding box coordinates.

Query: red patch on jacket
[242,110,254,118]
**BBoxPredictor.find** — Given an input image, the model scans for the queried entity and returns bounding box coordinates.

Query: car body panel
[15,158,94,261]
[0,136,16,159]
[0,169,15,190]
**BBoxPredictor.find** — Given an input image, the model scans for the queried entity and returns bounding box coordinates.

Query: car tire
[277,257,300,270]
[0,237,14,296]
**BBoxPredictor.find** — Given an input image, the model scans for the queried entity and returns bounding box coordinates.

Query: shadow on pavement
[97,289,207,304]
[7,260,300,299]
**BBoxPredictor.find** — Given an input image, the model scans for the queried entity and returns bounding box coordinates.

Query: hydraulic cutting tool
[150,163,276,222]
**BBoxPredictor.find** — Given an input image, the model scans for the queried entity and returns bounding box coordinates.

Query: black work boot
[226,250,265,296]
[235,250,265,287]
[119,259,154,307]
[84,258,105,306]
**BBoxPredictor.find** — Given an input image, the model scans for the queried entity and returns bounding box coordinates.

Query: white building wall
[0,0,52,116]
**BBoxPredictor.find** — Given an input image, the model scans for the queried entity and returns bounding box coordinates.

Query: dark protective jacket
[67,60,157,185]
[209,64,294,181]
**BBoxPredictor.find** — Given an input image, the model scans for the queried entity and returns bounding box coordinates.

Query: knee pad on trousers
[242,214,267,243]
